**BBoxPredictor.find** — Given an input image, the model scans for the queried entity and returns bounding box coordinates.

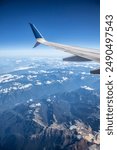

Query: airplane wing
[29,23,100,74]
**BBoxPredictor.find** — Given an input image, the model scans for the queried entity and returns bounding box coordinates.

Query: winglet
[33,42,40,48]
[29,23,44,39]
[29,23,45,48]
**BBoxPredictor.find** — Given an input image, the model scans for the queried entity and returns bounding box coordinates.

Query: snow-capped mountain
[0,57,100,150]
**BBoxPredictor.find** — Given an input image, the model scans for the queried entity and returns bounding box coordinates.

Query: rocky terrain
[0,57,100,150]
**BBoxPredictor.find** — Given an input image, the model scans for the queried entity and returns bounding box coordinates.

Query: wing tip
[29,23,43,39]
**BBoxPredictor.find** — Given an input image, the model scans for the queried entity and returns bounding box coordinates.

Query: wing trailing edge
[63,56,92,62]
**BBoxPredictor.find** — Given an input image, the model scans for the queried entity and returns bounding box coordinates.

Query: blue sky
[0,0,100,56]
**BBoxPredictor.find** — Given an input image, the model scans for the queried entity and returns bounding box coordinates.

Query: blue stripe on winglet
[29,23,43,39]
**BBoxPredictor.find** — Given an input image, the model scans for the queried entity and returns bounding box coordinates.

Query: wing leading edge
[29,23,100,74]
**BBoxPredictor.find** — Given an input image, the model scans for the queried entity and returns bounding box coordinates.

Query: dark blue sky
[0,0,100,56]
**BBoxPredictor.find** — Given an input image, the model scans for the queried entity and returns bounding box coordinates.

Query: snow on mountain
[81,85,94,91]
[29,102,41,108]
[46,80,54,84]
[35,80,42,85]
[0,74,24,83]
